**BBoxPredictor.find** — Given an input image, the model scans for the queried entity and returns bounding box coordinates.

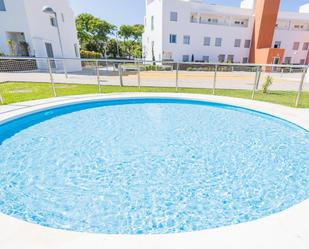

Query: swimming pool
[0,97,308,235]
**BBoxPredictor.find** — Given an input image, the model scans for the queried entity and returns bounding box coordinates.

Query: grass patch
[0,81,308,108]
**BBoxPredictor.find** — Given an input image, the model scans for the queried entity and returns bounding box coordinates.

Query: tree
[106,39,122,58]
[118,24,144,42]
[118,24,144,59]
[75,13,116,54]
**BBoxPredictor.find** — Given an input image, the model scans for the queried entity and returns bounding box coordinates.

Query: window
[204,37,211,46]
[227,55,234,63]
[169,34,177,44]
[203,56,210,62]
[284,57,292,64]
[303,42,309,51]
[300,59,306,65]
[183,35,190,45]
[183,55,189,62]
[0,0,5,11]
[151,16,154,30]
[50,17,57,27]
[244,39,251,48]
[215,38,222,47]
[234,39,241,48]
[170,12,178,22]
[218,54,225,63]
[293,42,300,50]
[74,43,79,57]
[274,41,281,48]
[242,57,248,63]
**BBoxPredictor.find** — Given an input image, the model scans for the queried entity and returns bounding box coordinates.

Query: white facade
[142,0,309,64]
[0,0,81,71]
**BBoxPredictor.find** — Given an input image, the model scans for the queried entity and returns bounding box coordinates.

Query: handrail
[0,56,308,69]
[0,57,307,107]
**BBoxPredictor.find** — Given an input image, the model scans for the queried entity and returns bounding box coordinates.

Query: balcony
[190,13,249,28]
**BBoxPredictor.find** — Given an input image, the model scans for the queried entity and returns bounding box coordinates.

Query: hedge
[80,50,102,59]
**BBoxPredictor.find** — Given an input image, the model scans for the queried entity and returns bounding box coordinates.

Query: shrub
[80,50,102,59]
[262,76,273,94]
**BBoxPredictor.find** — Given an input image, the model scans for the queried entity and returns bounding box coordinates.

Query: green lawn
[0,82,308,108]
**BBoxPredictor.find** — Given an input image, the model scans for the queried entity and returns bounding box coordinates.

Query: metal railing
[0,56,308,107]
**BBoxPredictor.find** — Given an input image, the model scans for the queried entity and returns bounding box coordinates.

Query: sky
[69,0,309,26]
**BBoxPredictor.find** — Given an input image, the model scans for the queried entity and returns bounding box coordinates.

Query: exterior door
[273,57,280,64]
[272,57,280,72]
[45,42,56,68]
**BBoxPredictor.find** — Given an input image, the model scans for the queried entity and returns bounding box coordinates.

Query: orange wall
[249,0,282,64]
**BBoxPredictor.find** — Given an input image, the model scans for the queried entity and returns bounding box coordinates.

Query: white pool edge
[0,93,308,249]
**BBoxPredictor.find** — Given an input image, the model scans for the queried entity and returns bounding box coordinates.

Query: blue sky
[69,0,309,26]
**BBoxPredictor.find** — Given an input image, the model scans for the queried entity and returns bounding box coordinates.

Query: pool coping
[0,93,308,249]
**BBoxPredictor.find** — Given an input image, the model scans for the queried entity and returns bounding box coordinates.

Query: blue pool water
[0,98,308,234]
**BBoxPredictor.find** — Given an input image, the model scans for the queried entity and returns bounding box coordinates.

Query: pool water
[0,98,308,234]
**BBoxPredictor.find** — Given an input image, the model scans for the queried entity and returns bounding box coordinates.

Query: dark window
[242,57,248,63]
[244,39,251,48]
[302,42,309,50]
[234,39,241,48]
[284,57,292,64]
[227,55,234,63]
[203,56,209,62]
[215,38,222,47]
[0,0,6,11]
[50,17,57,27]
[170,12,178,22]
[183,35,190,45]
[182,55,189,62]
[169,34,177,44]
[293,42,300,50]
[218,54,225,62]
[204,37,211,46]
[274,41,281,48]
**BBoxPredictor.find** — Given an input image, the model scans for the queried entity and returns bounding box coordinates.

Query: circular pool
[0,98,308,235]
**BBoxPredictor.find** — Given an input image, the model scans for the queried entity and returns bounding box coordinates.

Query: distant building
[0,0,81,71]
[142,0,309,65]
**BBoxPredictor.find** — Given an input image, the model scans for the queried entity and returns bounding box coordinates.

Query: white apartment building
[0,0,81,71]
[142,0,309,65]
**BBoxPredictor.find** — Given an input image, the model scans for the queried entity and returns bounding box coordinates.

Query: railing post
[252,66,261,100]
[213,64,218,95]
[295,67,307,107]
[47,58,57,97]
[96,60,101,93]
[176,63,179,92]
[119,64,123,87]
[137,60,141,90]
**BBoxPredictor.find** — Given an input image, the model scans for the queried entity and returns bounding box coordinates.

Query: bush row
[80,50,102,59]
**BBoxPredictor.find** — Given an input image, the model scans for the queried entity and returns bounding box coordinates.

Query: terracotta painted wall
[249,0,283,64]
